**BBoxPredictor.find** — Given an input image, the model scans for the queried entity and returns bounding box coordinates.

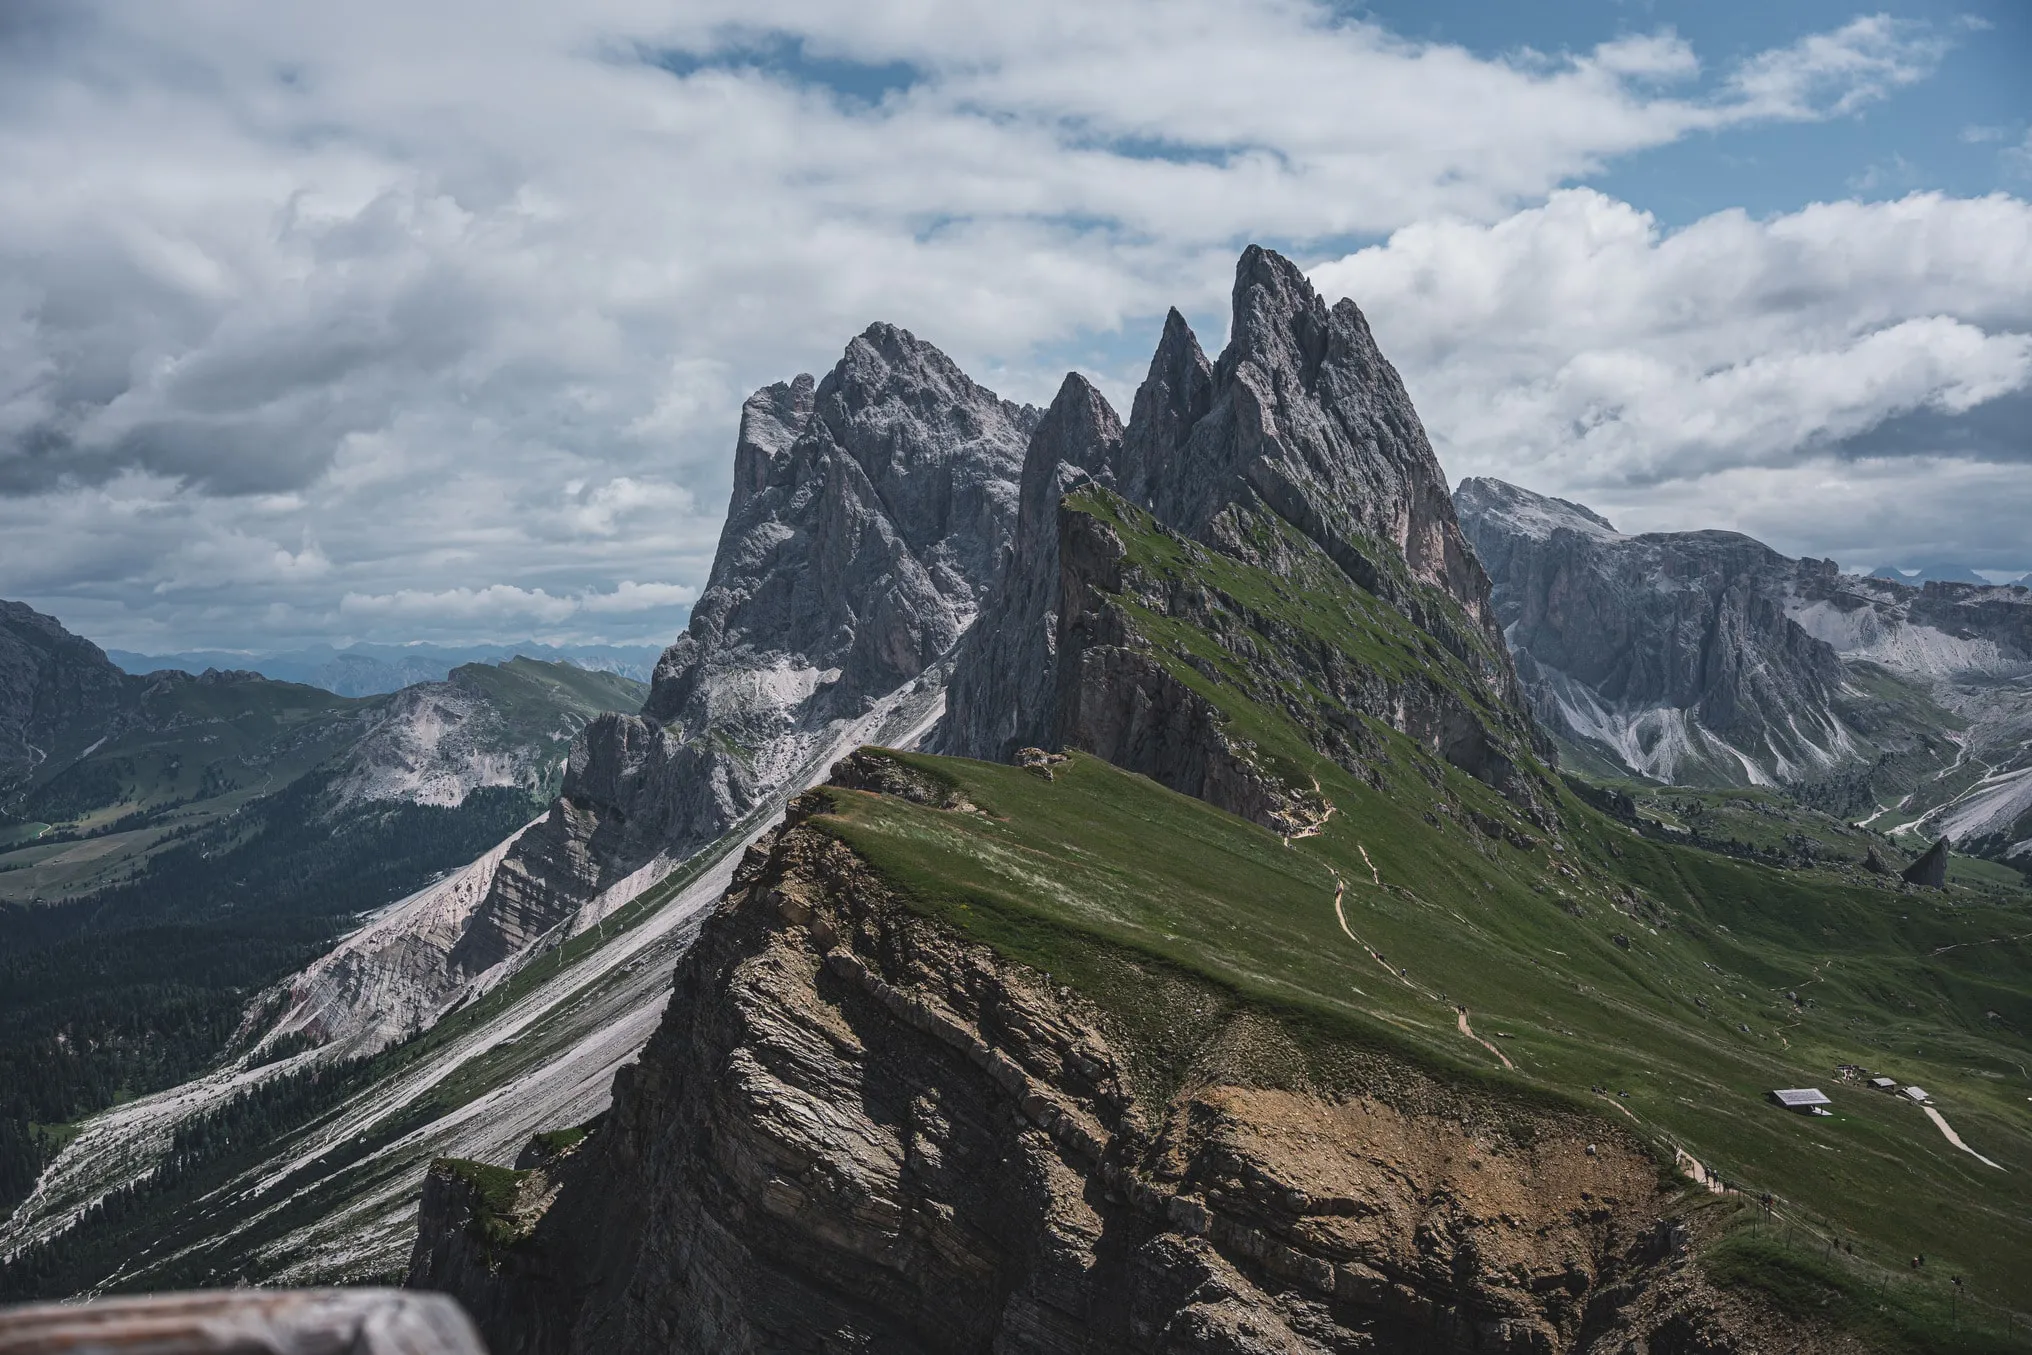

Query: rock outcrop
[1901,837,1951,888]
[940,373,1123,763]
[414,791,1728,1355]
[943,248,1540,816]
[432,327,1038,994]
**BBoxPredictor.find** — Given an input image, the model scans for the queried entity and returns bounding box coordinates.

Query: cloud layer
[0,0,2021,648]
[1313,189,2032,565]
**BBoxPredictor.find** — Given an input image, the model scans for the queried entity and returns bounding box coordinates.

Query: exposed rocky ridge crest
[293,324,1037,1049]
[943,247,1541,816]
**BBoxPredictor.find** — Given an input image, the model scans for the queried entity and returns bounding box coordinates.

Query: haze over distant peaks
[1867,563,2028,587]
[108,641,665,696]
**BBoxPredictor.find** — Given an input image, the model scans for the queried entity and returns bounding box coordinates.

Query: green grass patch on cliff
[432,1157,537,1256]
[819,744,2032,1337]
[808,498,2032,1330]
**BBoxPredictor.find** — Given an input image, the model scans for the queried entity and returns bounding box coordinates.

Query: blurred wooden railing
[0,1289,485,1354]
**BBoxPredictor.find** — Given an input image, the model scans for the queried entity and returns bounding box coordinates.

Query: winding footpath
[1324,842,1511,1070]
[1454,1007,1514,1070]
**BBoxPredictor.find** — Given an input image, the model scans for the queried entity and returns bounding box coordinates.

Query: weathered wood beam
[0,1288,486,1354]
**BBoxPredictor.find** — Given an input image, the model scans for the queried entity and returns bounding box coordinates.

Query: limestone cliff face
[414,768,1763,1355]
[939,373,1124,763]
[942,247,1539,815]
[1455,477,1849,787]
[1456,478,2032,857]
[443,325,1037,978]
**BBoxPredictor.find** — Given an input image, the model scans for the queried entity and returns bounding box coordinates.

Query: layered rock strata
[414,768,1773,1354]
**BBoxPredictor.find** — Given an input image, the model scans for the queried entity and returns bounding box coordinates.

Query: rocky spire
[938,373,1122,762]
[1169,246,1505,653]
[726,374,815,518]
[1114,308,1213,516]
[940,244,1528,768]
[451,325,1037,977]
[646,323,1038,731]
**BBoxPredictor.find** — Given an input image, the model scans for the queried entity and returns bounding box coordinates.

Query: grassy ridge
[807,495,2032,1335]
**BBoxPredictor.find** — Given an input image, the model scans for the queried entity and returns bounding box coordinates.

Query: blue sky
[1514,0,2030,220]
[0,0,2027,648]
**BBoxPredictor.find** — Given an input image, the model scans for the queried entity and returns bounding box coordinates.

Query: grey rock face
[449,324,1037,979]
[939,373,1123,763]
[650,326,1038,731]
[1049,506,1340,834]
[1901,837,1951,888]
[942,247,1536,813]
[1156,248,1507,661]
[1456,477,1848,786]
[1458,478,2032,859]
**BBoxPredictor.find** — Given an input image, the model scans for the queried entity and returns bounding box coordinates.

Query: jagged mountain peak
[943,244,1543,813]
[1454,476,1623,542]
[1119,247,1507,657]
[1224,241,1335,386]
[441,318,1030,1001]
[727,373,816,516]
[1014,372,1122,550]
[938,373,1123,763]
[651,323,1037,729]
[1116,307,1213,512]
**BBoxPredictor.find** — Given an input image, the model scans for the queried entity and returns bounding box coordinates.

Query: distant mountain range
[1869,563,2029,586]
[1457,477,2032,862]
[105,641,664,696]
[0,599,647,1228]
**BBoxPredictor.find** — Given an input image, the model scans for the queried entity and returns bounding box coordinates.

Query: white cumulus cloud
[0,0,2010,644]
[1311,189,2032,564]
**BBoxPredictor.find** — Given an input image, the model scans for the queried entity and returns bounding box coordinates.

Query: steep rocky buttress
[413,768,1730,1354]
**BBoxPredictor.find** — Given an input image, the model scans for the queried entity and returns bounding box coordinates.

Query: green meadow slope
[806,490,2032,1338]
